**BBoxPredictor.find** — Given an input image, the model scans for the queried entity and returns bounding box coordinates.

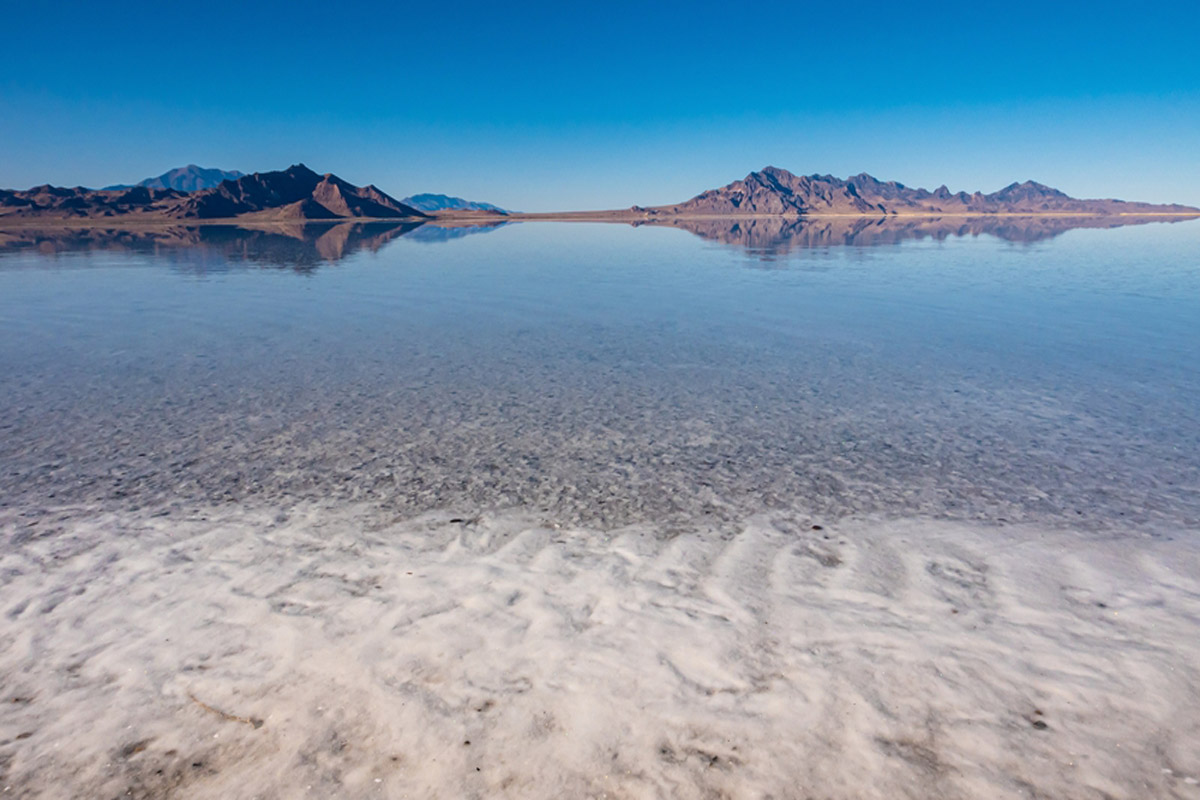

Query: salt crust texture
[2,503,1199,799]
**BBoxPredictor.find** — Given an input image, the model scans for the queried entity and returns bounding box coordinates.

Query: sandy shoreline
[2,502,1198,799]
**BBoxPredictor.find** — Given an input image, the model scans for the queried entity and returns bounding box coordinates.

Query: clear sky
[2,0,1197,210]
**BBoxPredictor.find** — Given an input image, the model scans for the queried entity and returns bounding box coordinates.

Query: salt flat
[3,502,1198,799]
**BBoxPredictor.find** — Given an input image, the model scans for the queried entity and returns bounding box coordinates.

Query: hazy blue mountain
[105,165,245,192]
[400,193,509,213]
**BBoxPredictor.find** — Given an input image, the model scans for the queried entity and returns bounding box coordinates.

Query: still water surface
[1,218,1198,530]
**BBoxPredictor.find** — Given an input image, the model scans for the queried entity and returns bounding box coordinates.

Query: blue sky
[2,0,1197,210]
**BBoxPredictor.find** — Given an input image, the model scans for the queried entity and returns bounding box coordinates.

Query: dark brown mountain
[0,184,187,219]
[0,165,428,221]
[5,164,1197,223]
[169,164,429,220]
[644,167,1199,217]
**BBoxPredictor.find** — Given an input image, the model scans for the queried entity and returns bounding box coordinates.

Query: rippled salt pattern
[1,219,1199,530]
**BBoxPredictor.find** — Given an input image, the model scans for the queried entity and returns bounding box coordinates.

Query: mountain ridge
[1,165,429,221]
[2,165,1197,222]
[643,167,1198,217]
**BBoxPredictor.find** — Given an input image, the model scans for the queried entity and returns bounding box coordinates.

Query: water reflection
[641,214,1197,258]
[0,215,1193,270]
[402,221,509,243]
[1,215,1198,530]
[0,220,504,269]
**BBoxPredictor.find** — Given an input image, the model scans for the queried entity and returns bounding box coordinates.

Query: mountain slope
[1,165,429,221]
[651,167,1199,216]
[105,165,245,192]
[0,184,186,219]
[4,165,1196,222]
[166,164,429,220]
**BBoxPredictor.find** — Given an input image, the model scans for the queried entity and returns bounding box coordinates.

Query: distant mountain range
[635,167,1199,217]
[1,165,430,221]
[104,165,245,192]
[2,164,1196,222]
[401,193,509,213]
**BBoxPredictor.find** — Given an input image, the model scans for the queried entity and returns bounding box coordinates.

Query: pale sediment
[2,502,1198,799]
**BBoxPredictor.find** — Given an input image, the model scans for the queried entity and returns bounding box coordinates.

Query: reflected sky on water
[1,217,1198,530]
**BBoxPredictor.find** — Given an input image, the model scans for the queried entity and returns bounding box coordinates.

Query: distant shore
[510,210,1200,222]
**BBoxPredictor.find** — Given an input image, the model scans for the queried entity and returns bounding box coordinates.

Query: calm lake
[3,217,1200,799]
[2,217,1198,530]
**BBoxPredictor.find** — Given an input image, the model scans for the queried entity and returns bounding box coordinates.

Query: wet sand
[3,502,1198,799]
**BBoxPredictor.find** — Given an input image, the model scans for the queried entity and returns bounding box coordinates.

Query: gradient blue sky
[2,0,1197,210]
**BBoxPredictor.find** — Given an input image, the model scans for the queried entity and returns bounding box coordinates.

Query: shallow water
[3,217,1200,799]
[2,218,1198,530]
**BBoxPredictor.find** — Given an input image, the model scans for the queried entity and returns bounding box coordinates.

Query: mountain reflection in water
[642,214,1197,259]
[0,214,1190,269]
[0,221,507,270]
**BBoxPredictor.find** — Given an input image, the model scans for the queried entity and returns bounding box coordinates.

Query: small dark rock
[119,740,150,758]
